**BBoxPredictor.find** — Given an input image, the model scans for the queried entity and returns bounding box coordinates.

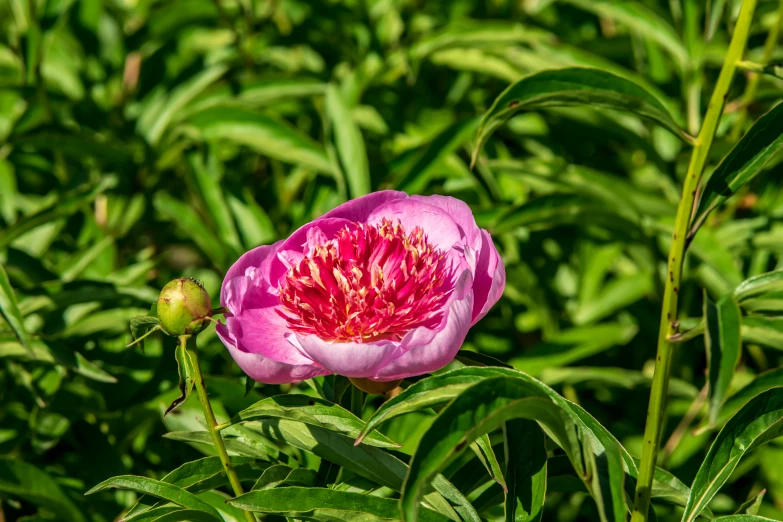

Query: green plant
[2,1,783,521]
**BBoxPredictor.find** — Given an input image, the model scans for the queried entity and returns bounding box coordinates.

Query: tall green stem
[729,0,783,141]
[630,2,758,521]
[181,335,256,522]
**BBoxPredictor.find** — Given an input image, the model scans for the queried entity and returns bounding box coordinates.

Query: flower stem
[729,0,783,141]
[630,2,758,521]
[181,335,256,522]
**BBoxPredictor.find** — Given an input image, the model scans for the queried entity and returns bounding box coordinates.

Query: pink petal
[367,198,463,252]
[471,229,505,324]
[291,334,402,378]
[409,195,482,249]
[372,271,475,381]
[321,191,407,221]
[217,323,328,384]
[221,240,284,306]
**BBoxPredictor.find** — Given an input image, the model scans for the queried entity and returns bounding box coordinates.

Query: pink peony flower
[216,191,505,386]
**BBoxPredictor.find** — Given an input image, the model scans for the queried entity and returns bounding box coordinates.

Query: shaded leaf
[326,84,370,198]
[682,388,783,522]
[692,102,783,236]
[0,264,32,353]
[85,475,222,521]
[165,342,196,416]
[230,394,398,449]
[231,487,451,522]
[704,293,742,425]
[472,68,689,166]
[504,420,546,522]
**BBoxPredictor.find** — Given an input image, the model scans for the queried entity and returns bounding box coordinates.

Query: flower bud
[349,377,402,395]
[157,278,212,336]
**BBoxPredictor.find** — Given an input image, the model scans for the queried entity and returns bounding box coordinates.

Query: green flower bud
[157,278,212,336]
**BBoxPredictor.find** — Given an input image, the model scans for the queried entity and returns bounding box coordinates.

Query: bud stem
[180,335,256,522]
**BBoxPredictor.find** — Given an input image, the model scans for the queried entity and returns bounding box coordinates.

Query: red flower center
[277,219,454,343]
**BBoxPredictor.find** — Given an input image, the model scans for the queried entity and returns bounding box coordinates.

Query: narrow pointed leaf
[230,487,451,522]
[326,85,370,198]
[504,420,547,522]
[692,102,783,235]
[85,476,222,521]
[230,394,398,448]
[358,367,520,443]
[704,293,742,425]
[682,387,783,522]
[400,375,624,522]
[165,343,196,416]
[734,270,783,301]
[472,434,507,492]
[734,489,765,515]
[0,264,32,354]
[244,418,477,522]
[472,67,689,166]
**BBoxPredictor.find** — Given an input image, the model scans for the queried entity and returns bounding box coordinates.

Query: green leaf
[472,434,507,492]
[153,191,229,269]
[472,67,689,166]
[184,107,332,173]
[400,374,624,522]
[706,0,730,40]
[85,475,222,521]
[682,387,783,522]
[691,102,783,236]
[704,293,742,425]
[149,509,219,522]
[503,420,546,522]
[128,315,161,349]
[163,431,274,460]
[734,489,765,516]
[189,152,242,254]
[244,419,476,522]
[0,177,116,250]
[358,367,518,444]
[0,264,32,354]
[715,368,783,427]
[734,270,783,301]
[230,487,451,522]
[124,456,265,520]
[562,0,688,69]
[165,342,196,416]
[251,464,316,490]
[0,459,86,522]
[326,84,370,198]
[138,65,228,146]
[712,515,775,522]
[230,394,399,449]
[741,316,783,350]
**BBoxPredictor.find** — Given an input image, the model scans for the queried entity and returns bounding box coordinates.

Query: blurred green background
[1,0,783,520]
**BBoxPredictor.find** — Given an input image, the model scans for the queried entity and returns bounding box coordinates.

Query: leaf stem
[630,2,758,521]
[729,0,783,141]
[181,335,256,522]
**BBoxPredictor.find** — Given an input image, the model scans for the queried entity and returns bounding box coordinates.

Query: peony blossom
[216,191,505,387]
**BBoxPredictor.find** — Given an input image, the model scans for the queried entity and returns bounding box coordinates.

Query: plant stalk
[181,335,256,522]
[630,2,758,521]
[729,0,783,141]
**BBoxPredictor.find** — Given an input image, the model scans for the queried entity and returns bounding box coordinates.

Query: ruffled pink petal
[367,198,463,252]
[291,334,402,378]
[217,323,328,384]
[321,191,407,222]
[221,240,284,306]
[470,229,505,324]
[372,271,475,381]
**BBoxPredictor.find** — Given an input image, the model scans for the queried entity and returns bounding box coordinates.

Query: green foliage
[2,1,783,522]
